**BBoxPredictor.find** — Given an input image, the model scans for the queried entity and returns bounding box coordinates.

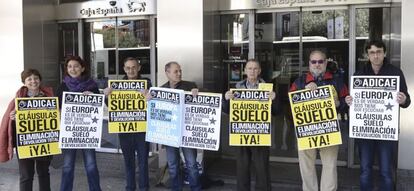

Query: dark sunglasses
[310,59,325,64]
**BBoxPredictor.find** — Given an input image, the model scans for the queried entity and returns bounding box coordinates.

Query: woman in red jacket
[0,69,53,191]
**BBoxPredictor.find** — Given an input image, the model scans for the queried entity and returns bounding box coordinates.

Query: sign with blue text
[182,92,222,151]
[59,92,104,149]
[349,76,400,141]
[146,87,184,148]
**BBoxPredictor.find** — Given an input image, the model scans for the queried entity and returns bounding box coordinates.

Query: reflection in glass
[355,8,391,72]
[221,14,249,89]
[302,10,349,39]
[91,21,116,49]
[256,12,301,158]
[118,20,150,48]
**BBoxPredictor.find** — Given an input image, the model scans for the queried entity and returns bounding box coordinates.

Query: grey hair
[165,61,179,72]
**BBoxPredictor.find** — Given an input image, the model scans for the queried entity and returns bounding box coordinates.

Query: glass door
[256,11,301,160]
[350,6,397,167]
[219,13,250,157]
[58,22,79,82]
[84,17,152,152]
[255,7,350,164]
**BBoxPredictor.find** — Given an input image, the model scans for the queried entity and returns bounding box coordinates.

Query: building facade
[1,0,414,187]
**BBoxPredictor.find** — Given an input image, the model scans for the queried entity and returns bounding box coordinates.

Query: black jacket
[160,80,197,91]
[354,62,411,108]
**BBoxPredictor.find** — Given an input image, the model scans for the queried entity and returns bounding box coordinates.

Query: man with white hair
[290,50,348,191]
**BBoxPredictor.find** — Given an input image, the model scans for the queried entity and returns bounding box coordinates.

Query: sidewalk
[0,152,234,191]
[0,152,363,191]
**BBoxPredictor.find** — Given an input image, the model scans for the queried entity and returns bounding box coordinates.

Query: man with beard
[289,50,348,191]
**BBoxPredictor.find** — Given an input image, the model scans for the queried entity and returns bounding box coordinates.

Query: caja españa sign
[57,0,156,19]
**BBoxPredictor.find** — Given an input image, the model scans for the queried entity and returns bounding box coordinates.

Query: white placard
[349,76,400,141]
[182,92,222,151]
[59,92,104,149]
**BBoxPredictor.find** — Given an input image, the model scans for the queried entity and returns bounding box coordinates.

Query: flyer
[108,80,147,133]
[146,87,184,148]
[289,85,342,150]
[182,92,222,151]
[349,76,400,141]
[59,92,104,149]
[15,97,61,159]
[229,89,272,146]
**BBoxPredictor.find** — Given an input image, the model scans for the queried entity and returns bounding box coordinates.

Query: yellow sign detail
[108,80,148,133]
[15,97,61,159]
[289,85,342,150]
[229,89,272,146]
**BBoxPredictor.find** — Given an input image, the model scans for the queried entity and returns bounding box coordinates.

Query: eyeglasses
[310,59,325,65]
[124,67,138,71]
[368,50,384,56]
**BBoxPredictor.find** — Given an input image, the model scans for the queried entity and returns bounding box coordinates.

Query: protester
[0,69,53,191]
[345,40,411,191]
[224,59,275,191]
[56,56,102,191]
[158,61,201,191]
[290,50,348,191]
[104,57,151,191]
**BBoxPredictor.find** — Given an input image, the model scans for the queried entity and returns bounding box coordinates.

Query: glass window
[255,9,350,161]
[118,20,150,48]
[355,8,392,72]
[220,14,249,89]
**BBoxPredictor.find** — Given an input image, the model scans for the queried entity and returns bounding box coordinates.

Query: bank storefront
[8,0,414,182]
[51,0,404,168]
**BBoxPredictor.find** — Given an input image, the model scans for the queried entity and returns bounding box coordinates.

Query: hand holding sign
[345,95,353,106]
[9,110,16,120]
[397,92,407,105]
[305,82,318,91]
[225,90,234,100]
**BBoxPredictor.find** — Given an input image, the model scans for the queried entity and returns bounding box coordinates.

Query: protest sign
[229,89,272,146]
[349,76,400,140]
[108,80,147,133]
[289,85,342,150]
[146,87,184,148]
[59,92,104,149]
[182,92,222,151]
[15,97,61,159]
[259,83,273,91]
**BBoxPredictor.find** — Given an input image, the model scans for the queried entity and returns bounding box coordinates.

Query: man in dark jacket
[290,50,348,191]
[346,40,411,191]
[104,57,151,191]
[225,59,275,191]
[160,61,201,191]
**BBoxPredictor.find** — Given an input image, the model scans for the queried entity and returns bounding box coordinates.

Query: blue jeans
[119,133,149,191]
[60,149,101,191]
[358,139,396,191]
[165,146,201,191]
